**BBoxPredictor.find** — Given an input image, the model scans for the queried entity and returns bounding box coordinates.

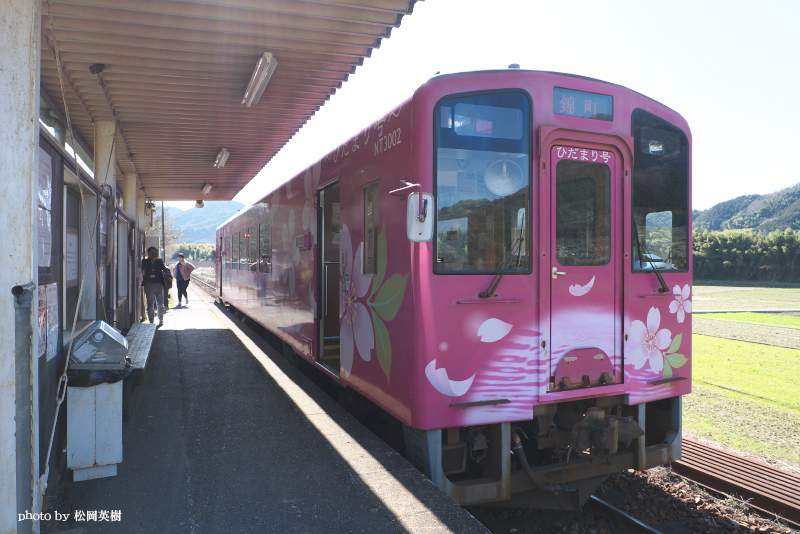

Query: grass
[698,312,800,329]
[692,283,800,311]
[692,335,800,406]
[683,383,800,465]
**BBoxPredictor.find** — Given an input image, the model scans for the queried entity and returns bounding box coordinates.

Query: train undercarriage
[404,396,682,510]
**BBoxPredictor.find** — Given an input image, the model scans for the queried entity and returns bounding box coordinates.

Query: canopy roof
[40,0,419,200]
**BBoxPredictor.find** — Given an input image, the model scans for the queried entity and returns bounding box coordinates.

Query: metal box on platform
[67,321,127,481]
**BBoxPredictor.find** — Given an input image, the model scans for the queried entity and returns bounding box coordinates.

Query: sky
[167,0,800,212]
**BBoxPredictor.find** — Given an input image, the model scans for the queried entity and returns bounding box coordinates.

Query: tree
[146,207,186,254]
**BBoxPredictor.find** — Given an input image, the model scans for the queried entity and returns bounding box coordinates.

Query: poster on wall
[38,208,52,268]
[38,148,52,211]
[46,283,59,360]
[65,228,79,287]
[38,288,47,358]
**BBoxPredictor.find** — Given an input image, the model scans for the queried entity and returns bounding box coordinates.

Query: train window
[363,184,378,274]
[247,226,257,269]
[258,221,270,273]
[555,160,611,266]
[232,232,239,270]
[225,236,231,270]
[631,110,689,271]
[435,91,531,274]
[239,231,247,270]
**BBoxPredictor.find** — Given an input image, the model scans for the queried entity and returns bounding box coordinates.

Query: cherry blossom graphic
[628,307,672,374]
[669,284,692,323]
[339,224,374,377]
[338,222,408,381]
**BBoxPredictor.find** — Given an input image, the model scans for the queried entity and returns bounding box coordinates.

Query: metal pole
[13,282,36,534]
[161,201,165,260]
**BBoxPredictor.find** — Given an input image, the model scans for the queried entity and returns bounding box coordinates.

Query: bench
[125,322,157,387]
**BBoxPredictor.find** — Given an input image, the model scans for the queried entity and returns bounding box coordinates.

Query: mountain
[168,201,245,244]
[693,183,800,233]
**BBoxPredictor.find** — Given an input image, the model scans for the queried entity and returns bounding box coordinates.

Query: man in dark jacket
[141,246,166,326]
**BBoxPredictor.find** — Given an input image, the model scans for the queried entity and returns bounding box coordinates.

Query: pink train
[216,69,692,509]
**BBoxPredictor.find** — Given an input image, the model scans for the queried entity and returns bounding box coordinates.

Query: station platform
[64,284,488,533]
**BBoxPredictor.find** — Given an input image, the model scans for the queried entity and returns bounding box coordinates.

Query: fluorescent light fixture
[242,52,278,107]
[202,183,212,195]
[195,200,205,209]
[214,148,229,169]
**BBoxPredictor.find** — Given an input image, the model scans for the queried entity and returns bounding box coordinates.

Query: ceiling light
[242,52,278,107]
[202,183,212,195]
[195,200,205,209]
[214,148,229,169]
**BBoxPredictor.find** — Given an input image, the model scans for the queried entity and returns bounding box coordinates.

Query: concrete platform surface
[60,284,489,534]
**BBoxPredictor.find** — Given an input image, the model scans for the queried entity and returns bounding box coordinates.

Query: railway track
[674,438,800,528]
[191,274,217,294]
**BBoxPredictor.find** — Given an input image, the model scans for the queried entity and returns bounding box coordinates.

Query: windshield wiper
[632,220,670,293]
[479,213,525,299]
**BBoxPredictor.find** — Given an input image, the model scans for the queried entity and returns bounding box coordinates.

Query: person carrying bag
[173,253,195,306]
[141,246,166,326]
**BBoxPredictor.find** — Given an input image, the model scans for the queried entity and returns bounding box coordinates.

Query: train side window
[259,220,271,273]
[631,109,689,271]
[363,184,378,274]
[247,226,257,271]
[232,232,239,270]
[239,231,247,270]
[225,235,231,270]
[555,160,611,267]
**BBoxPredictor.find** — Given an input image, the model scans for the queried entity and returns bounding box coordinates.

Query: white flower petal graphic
[312,161,321,188]
[629,320,647,344]
[302,200,312,231]
[352,243,372,298]
[673,284,682,296]
[669,300,680,314]
[648,351,664,373]
[655,329,672,350]
[677,308,685,323]
[646,307,661,334]
[304,168,313,199]
[477,318,513,343]
[425,360,476,397]
[684,300,692,313]
[630,344,650,369]
[682,284,691,300]
[568,276,595,297]
[353,302,373,362]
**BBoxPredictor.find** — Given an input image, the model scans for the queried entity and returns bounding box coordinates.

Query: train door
[317,183,340,375]
[549,145,622,391]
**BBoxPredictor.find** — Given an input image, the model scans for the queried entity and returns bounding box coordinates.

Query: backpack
[162,266,173,289]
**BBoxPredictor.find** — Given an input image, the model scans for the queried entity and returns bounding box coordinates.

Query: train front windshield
[434,92,531,273]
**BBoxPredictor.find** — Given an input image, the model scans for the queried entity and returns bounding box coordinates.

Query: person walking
[141,246,166,326]
[174,253,195,306]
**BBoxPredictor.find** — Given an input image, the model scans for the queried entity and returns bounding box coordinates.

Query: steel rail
[586,495,664,534]
[673,438,800,528]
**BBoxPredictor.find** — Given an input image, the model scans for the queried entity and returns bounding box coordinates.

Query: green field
[691,335,799,406]
[683,383,800,464]
[692,283,800,311]
[684,307,800,465]
[698,312,800,329]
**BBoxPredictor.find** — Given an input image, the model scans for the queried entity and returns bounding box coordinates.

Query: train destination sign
[554,87,613,121]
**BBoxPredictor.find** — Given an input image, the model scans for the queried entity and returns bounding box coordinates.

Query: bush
[693,228,800,283]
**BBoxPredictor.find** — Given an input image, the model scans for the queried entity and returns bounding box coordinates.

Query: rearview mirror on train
[407,192,434,242]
